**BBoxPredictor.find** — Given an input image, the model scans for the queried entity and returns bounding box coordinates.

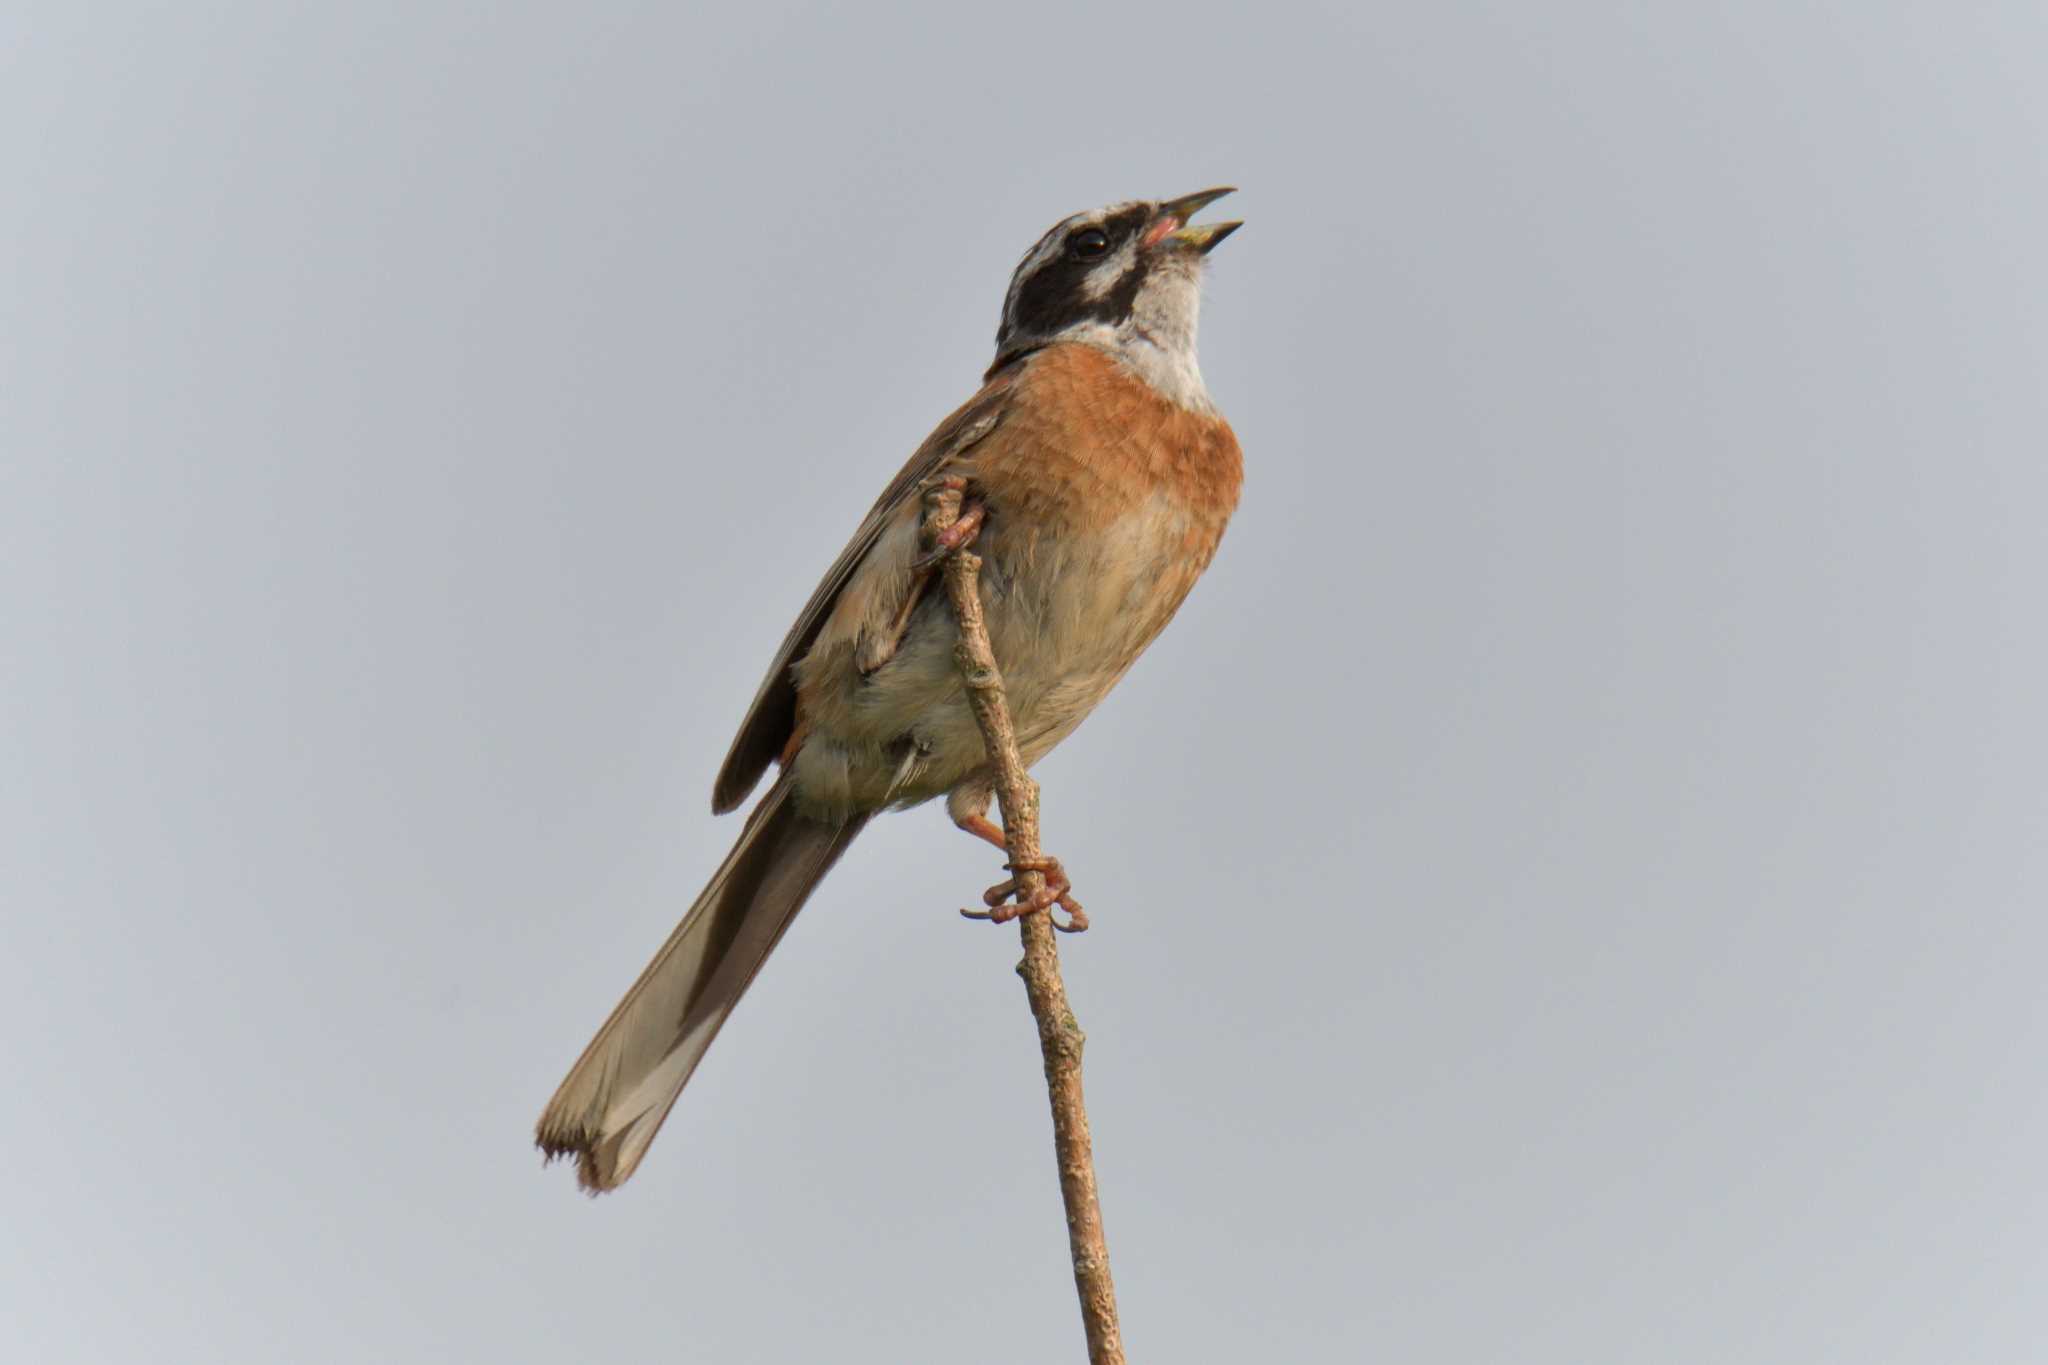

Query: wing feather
[710,373,1015,813]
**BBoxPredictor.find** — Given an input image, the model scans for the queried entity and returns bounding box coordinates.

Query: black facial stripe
[1017,222,1066,273]
[1000,205,1155,343]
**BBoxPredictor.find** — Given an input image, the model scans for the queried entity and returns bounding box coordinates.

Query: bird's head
[990,187,1241,405]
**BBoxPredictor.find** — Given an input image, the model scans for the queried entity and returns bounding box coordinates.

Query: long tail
[536,774,867,1192]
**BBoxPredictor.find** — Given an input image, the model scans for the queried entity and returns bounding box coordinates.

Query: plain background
[5,3,2045,1361]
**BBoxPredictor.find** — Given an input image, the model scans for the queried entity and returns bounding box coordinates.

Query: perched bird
[537,188,1246,1191]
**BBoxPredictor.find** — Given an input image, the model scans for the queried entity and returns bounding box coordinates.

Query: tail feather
[536,775,866,1191]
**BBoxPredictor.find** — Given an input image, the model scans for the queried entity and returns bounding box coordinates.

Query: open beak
[1146,186,1243,254]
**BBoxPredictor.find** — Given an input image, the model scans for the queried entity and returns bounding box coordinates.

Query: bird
[536,188,1246,1192]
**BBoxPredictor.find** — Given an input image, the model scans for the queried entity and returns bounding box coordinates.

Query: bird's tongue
[1140,215,1182,248]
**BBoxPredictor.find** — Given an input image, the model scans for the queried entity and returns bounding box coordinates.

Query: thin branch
[922,478,1126,1365]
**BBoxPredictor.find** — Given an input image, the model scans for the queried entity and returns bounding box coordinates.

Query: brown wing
[710,372,1017,813]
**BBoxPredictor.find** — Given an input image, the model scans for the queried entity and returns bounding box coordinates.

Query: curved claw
[961,900,1086,930]
[965,854,1088,932]
[1000,887,1086,932]
[914,499,986,570]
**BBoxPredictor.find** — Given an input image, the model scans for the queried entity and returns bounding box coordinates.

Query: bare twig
[922,478,1125,1365]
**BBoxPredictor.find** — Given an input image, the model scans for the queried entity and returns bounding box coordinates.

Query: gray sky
[5,3,2046,1360]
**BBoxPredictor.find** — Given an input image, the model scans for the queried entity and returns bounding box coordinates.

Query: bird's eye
[1067,228,1111,261]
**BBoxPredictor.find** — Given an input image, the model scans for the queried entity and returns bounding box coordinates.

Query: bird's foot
[962,853,1088,933]
[915,496,986,569]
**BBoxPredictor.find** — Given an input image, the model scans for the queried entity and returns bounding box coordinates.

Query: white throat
[1062,263,1214,412]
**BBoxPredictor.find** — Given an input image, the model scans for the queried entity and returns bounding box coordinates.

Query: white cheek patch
[1079,241,1140,300]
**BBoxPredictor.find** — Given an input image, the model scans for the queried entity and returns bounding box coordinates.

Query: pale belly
[787,493,1214,819]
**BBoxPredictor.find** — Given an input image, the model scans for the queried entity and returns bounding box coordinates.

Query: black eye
[1067,227,1111,261]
